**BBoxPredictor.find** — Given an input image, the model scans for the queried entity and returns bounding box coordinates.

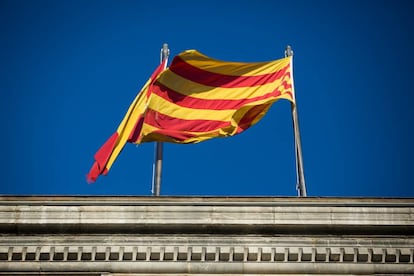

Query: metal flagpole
[285,45,307,197]
[152,43,169,196]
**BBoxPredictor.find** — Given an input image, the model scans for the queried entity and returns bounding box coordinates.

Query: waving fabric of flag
[87,50,294,183]
[87,60,167,183]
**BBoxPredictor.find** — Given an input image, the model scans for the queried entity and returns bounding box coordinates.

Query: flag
[87,50,294,182]
[139,50,295,144]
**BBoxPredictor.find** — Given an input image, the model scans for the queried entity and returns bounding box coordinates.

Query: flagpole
[152,43,169,196]
[285,45,307,197]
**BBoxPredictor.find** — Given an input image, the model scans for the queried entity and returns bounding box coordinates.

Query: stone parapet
[0,196,413,275]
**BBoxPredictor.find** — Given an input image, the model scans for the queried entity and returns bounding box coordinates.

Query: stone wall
[0,196,413,275]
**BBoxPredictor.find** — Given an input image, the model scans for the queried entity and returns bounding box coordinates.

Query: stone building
[0,196,413,275]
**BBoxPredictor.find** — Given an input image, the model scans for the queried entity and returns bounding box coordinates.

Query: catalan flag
[87,50,294,183]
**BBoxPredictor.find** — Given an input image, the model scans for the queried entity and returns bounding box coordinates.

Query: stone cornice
[0,196,413,235]
[0,196,413,275]
[1,235,414,274]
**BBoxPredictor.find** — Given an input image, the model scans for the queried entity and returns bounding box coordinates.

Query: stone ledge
[1,197,413,275]
[1,197,413,235]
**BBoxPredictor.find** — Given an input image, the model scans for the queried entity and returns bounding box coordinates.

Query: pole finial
[285,45,294,57]
[161,43,170,63]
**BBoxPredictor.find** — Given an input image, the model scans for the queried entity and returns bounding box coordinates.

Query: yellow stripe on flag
[157,70,292,101]
[178,50,291,76]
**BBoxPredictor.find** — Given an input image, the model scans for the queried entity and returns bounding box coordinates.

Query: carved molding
[2,243,413,264]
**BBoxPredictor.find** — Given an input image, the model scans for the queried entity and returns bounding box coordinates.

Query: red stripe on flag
[146,59,168,100]
[237,104,271,133]
[127,115,145,143]
[152,81,291,111]
[169,55,290,88]
[142,128,200,143]
[151,59,167,79]
[87,132,119,183]
[144,109,232,133]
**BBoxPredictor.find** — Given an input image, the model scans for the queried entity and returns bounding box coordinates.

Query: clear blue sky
[1,0,413,197]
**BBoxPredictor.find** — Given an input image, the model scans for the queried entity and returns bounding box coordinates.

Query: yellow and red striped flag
[87,50,294,183]
[87,60,167,183]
